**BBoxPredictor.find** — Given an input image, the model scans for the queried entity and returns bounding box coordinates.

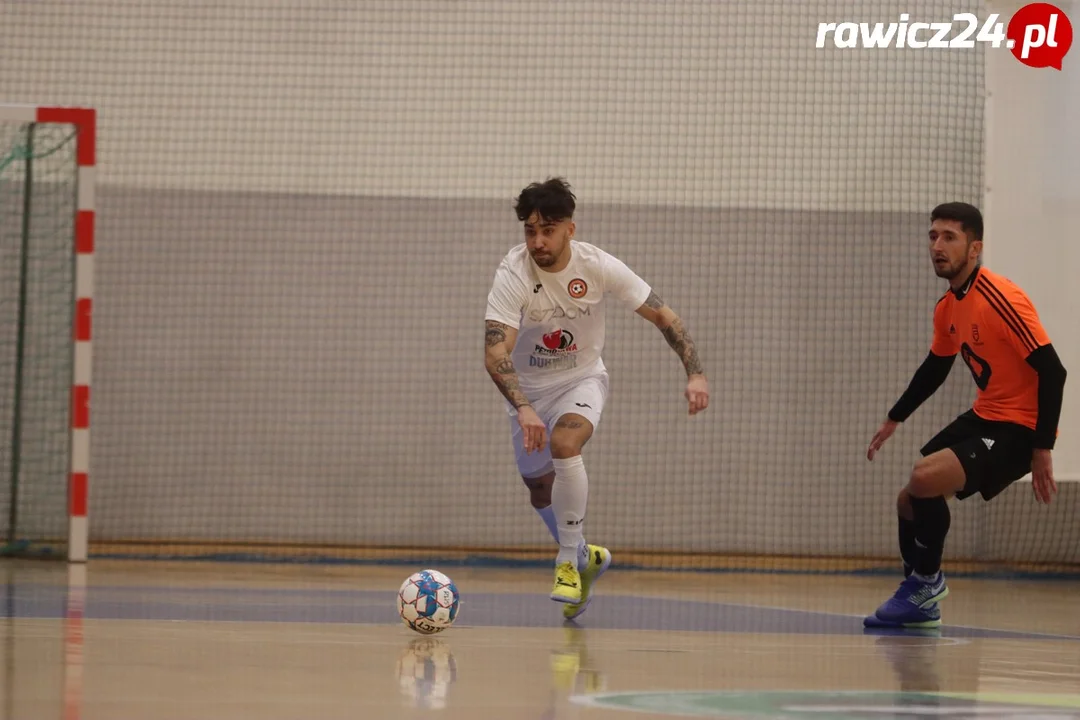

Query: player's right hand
[867,418,899,461]
[1030,448,1057,505]
[516,405,547,454]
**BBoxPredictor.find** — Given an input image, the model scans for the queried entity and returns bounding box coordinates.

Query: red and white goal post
[0,104,95,563]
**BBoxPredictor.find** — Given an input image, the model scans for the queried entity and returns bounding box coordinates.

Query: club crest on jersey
[567,278,588,299]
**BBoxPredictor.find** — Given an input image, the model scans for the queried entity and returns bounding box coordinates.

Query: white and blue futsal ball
[397,569,461,634]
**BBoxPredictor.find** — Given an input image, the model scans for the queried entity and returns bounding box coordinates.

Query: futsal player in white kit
[484,178,710,619]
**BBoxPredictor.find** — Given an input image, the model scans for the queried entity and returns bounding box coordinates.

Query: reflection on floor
[1,560,1078,719]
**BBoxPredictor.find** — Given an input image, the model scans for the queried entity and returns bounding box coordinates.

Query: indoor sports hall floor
[2,560,1079,719]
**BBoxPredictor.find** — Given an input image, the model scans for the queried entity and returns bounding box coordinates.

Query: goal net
[0,107,93,562]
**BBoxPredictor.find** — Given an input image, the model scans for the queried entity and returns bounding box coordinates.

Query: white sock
[551,456,588,567]
[535,505,559,543]
[537,505,589,571]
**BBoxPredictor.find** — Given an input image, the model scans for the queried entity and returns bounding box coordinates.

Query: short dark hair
[931,202,983,242]
[515,177,576,223]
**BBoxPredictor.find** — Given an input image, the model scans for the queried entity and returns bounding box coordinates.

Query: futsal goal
[0,104,95,563]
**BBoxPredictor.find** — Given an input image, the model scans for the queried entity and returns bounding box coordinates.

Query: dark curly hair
[515,177,576,223]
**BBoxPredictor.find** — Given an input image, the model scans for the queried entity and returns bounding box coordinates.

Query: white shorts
[507,374,609,479]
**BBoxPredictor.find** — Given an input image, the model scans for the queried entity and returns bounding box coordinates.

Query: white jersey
[485,240,652,398]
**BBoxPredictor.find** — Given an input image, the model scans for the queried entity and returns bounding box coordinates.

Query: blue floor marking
[2,583,1077,641]
[91,552,1080,581]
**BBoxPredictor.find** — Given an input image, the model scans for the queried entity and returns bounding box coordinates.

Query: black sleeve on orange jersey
[1026,343,1068,450]
[888,351,956,423]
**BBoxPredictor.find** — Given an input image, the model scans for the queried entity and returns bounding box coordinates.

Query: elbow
[654,307,679,330]
[1053,365,1067,390]
[1041,360,1067,388]
[484,347,506,372]
[1029,344,1067,385]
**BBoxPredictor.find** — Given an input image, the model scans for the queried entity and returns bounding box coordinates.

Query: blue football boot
[863,573,949,629]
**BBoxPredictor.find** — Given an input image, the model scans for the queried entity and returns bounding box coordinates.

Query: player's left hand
[1030,449,1056,505]
[685,374,709,415]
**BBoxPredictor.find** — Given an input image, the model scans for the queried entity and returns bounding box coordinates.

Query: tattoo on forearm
[488,353,530,408]
[490,362,529,407]
[494,356,515,375]
[644,290,664,310]
[662,317,704,376]
[485,320,529,407]
[485,320,508,348]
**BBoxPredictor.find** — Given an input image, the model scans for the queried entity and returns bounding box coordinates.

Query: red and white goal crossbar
[0,104,94,563]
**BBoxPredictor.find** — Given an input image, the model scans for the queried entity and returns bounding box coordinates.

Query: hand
[685,374,710,416]
[867,418,899,461]
[1031,448,1057,505]
[516,404,547,454]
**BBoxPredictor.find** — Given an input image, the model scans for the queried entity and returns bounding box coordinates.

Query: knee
[896,489,914,521]
[522,472,553,508]
[528,488,551,509]
[907,460,939,498]
[549,436,583,460]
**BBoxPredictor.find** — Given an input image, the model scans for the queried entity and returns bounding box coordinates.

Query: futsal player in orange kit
[864,202,1068,628]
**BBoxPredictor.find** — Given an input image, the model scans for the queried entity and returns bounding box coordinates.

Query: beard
[532,252,556,267]
[934,264,959,279]
[933,257,965,279]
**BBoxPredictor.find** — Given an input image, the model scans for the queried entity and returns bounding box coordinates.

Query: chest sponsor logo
[528,305,591,323]
[530,329,579,370]
[961,342,993,391]
[538,329,576,353]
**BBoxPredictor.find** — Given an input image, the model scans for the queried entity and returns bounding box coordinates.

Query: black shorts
[920,409,1035,501]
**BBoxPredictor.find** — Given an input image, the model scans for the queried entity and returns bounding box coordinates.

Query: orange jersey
[930,267,1051,430]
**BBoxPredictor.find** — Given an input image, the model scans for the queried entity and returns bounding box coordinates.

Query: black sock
[910,496,951,577]
[898,516,917,577]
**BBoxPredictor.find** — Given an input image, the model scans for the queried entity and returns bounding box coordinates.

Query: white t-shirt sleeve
[602,252,652,310]
[485,262,527,329]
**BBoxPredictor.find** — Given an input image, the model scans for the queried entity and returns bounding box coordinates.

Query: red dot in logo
[542,330,562,349]
[1007,2,1073,69]
[568,279,588,298]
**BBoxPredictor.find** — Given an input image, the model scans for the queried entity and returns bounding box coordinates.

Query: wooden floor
[2,560,1079,719]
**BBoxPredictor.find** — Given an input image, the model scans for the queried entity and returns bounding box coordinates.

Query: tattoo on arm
[485,320,530,408]
[662,317,704,376]
[485,320,508,348]
[489,355,531,408]
[644,290,664,310]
